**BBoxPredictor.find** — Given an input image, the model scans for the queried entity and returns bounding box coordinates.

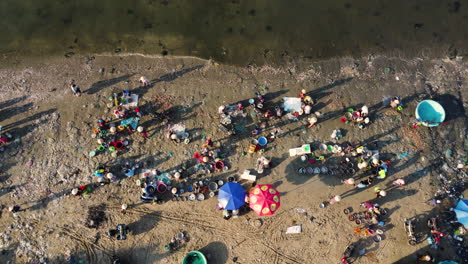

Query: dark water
[0,0,467,65]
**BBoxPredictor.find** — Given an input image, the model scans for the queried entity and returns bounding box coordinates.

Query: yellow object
[118,125,125,131]
[248,144,256,154]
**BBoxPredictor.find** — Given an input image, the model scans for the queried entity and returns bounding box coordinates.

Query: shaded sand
[0,53,467,263]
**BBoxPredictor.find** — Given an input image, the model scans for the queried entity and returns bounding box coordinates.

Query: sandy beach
[0,53,467,264]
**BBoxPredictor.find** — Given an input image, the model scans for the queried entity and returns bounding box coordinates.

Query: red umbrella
[249,184,280,216]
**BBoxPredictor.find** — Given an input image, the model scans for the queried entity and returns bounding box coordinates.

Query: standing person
[70,83,82,97]
[139,76,150,86]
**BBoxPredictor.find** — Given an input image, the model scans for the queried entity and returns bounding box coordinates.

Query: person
[390,97,402,110]
[0,134,8,145]
[223,209,231,220]
[70,83,81,96]
[137,126,148,138]
[304,104,312,115]
[251,127,260,135]
[8,205,22,213]
[343,178,355,185]
[416,252,434,262]
[299,89,306,99]
[374,187,387,198]
[307,116,317,128]
[121,204,128,215]
[232,209,239,219]
[170,133,179,143]
[98,119,107,128]
[139,76,149,86]
[393,178,405,187]
[355,176,374,188]
[135,108,143,118]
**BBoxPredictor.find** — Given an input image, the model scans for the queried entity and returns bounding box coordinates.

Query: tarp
[282,97,302,112]
[120,117,140,130]
[218,182,246,210]
[454,199,468,228]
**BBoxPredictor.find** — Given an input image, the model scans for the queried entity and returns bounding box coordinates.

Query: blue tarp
[120,117,140,130]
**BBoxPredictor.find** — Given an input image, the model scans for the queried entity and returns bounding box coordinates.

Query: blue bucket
[415,100,445,127]
[258,137,268,146]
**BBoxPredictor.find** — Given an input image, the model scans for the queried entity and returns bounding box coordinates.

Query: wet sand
[0,53,467,263]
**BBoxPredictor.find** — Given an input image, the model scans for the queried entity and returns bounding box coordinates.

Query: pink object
[249,184,281,216]
[214,161,224,170]
[115,141,124,149]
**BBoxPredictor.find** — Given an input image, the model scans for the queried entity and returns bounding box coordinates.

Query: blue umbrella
[438,261,458,264]
[218,182,246,210]
[454,199,468,228]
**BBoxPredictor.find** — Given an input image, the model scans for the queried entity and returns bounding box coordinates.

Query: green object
[397,105,403,111]
[327,145,333,151]
[89,150,96,157]
[303,144,311,152]
[346,108,354,113]
[384,66,394,74]
[109,146,116,152]
[182,251,207,264]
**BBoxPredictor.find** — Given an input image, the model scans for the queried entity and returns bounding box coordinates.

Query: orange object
[93,129,99,134]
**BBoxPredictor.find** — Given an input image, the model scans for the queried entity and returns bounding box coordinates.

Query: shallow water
[0,0,467,64]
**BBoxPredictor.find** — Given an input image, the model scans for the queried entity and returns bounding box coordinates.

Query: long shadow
[0,96,28,110]
[127,211,160,236]
[1,108,57,131]
[133,65,204,97]
[307,78,353,97]
[86,73,135,94]
[0,102,33,123]
[199,241,229,264]
[154,65,203,83]
[432,93,466,122]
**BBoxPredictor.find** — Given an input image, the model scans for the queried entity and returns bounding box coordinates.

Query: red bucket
[115,141,124,150]
[157,183,167,193]
[214,161,224,170]
[109,142,116,147]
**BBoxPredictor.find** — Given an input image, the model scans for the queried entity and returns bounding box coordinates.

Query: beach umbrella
[438,261,458,264]
[454,199,468,228]
[218,182,246,210]
[249,184,280,216]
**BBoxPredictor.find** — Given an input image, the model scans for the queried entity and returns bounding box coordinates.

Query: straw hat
[8,206,14,212]
[358,161,368,169]
[334,195,342,202]
[121,204,128,210]
[298,109,304,115]
[218,105,225,113]
[263,160,270,165]
[372,158,379,165]
[174,172,181,179]
[170,134,178,140]
[71,188,79,195]
[301,89,306,94]
[202,156,209,163]
[308,116,317,123]
[137,126,144,133]
[106,173,114,179]
[379,190,387,197]
[110,126,117,133]
[97,138,104,144]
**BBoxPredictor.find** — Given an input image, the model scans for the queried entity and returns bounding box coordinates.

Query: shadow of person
[199,241,229,264]
[86,73,135,94]
[127,211,160,236]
